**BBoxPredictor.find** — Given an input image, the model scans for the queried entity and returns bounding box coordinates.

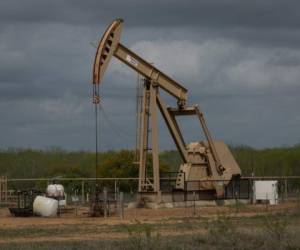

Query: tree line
[0,144,299,191]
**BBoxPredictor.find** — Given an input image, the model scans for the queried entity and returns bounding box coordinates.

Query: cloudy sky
[0,0,299,151]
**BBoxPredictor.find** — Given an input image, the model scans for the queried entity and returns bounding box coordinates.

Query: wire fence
[1,178,138,207]
[1,176,300,207]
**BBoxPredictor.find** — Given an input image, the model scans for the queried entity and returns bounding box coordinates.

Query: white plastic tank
[33,196,58,217]
[46,184,57,197]
[46,184,65,198]
[56,184,64,197]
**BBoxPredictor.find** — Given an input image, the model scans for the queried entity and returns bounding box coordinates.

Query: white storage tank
[254,180,278,205]
[46,184,56,197]
[56,184,64,197]
[46,184,64,198]
[33,196,58,217]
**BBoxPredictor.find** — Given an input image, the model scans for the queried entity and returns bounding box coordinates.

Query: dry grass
[1,202,300,249]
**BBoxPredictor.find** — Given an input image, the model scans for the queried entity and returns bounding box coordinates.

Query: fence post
[193,191,196,216]
[184,178,187,203]
[81,181,85,204]
[0,177,2,205]
[235,190,239,213]
[119,192,124,220]
[285,179,288,202]
[114,179,117,201]
[280,181,284,203]
[5,177,7,203]
[103,187,108,218]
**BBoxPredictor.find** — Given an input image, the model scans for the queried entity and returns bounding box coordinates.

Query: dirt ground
[0,202,296,225]
[0,202,298,245]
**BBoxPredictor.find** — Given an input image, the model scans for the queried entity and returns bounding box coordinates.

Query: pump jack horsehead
[92,19,241,202]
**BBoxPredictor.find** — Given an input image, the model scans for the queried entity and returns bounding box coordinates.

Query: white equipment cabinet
[254,180,278,205]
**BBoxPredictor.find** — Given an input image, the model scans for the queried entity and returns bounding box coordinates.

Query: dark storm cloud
[1,0,299,29]
[1,0,300,53]
[0,0,299,150]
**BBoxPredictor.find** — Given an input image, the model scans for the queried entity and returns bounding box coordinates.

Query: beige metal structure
[92,19,241,200]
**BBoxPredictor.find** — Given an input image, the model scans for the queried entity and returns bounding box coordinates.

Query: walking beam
[92,19,188,104]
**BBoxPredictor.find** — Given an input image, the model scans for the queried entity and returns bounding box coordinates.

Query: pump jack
[92,19,241,202]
